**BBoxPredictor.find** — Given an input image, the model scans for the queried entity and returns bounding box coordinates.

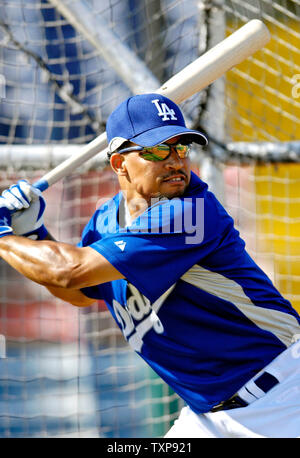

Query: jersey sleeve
[88,193,234,303]
[77,214,97,248]
[77,212,105,300]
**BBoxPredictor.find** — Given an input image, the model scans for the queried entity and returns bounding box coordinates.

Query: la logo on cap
[152,98,177,122]
[106,93,208,153]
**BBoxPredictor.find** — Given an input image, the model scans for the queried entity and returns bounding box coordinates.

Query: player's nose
[165,149,184,169]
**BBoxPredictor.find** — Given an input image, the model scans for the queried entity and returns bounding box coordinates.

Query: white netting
[223,0,300,143]
[0,0,203,145]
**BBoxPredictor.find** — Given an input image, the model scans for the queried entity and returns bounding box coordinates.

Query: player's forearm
[0,234,95,306]
[0,235,82,288]
[0,234,123,289]
[45,285,95,307]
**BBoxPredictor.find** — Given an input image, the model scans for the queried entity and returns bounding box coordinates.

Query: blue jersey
[78,171,300,413]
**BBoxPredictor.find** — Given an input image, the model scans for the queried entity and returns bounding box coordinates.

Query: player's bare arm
[0,181,124,306]
[0,235,123,289]
[0,235,124,307]
[39,232,119,306]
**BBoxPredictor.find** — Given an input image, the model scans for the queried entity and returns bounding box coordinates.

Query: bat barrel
[157,19,271,104]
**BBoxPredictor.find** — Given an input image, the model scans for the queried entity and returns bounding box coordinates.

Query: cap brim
[108,136,128,152]
[131,125,208,147]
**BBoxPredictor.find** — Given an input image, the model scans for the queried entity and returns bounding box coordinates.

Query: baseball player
[0,93,300,438]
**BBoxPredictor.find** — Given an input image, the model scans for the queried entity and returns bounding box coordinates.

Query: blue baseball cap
[106,93,208,153]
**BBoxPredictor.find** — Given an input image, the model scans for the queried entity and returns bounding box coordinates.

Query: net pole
[47,0,194,130]
[47,0,160,94]
[199,0,226,204]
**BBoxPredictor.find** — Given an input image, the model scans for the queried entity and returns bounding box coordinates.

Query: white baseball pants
[165,341,300,438]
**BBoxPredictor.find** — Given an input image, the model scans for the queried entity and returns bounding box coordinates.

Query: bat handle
[31,132,109,193]
[33,179,49,192]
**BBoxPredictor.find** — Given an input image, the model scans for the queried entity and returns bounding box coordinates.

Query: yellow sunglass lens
[141,144,189,161]
[176,145,187,152]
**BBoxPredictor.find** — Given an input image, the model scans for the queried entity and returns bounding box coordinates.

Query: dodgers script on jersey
[78,172,300,413]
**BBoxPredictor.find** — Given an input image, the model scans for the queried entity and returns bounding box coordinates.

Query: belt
[210,371,279,413]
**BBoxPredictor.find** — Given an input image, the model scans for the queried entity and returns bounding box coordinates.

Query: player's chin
[159,181,188,198]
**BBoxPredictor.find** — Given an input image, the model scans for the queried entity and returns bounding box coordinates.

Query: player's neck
[122,192,149,221]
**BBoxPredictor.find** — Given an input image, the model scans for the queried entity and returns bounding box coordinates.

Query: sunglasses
[116,143,190,162]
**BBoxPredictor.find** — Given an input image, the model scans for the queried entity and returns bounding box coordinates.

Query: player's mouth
[162,173,187,185]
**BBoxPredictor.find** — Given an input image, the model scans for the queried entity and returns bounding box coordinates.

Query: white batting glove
[2,180,48,240]
[0,197,13,238]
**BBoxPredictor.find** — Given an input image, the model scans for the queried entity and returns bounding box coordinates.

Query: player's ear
[110,153,127,176]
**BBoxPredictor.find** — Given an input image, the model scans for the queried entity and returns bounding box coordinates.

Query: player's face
[112,136,192,203]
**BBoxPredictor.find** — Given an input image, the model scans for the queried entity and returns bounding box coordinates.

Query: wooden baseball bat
[34,19,270,192]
